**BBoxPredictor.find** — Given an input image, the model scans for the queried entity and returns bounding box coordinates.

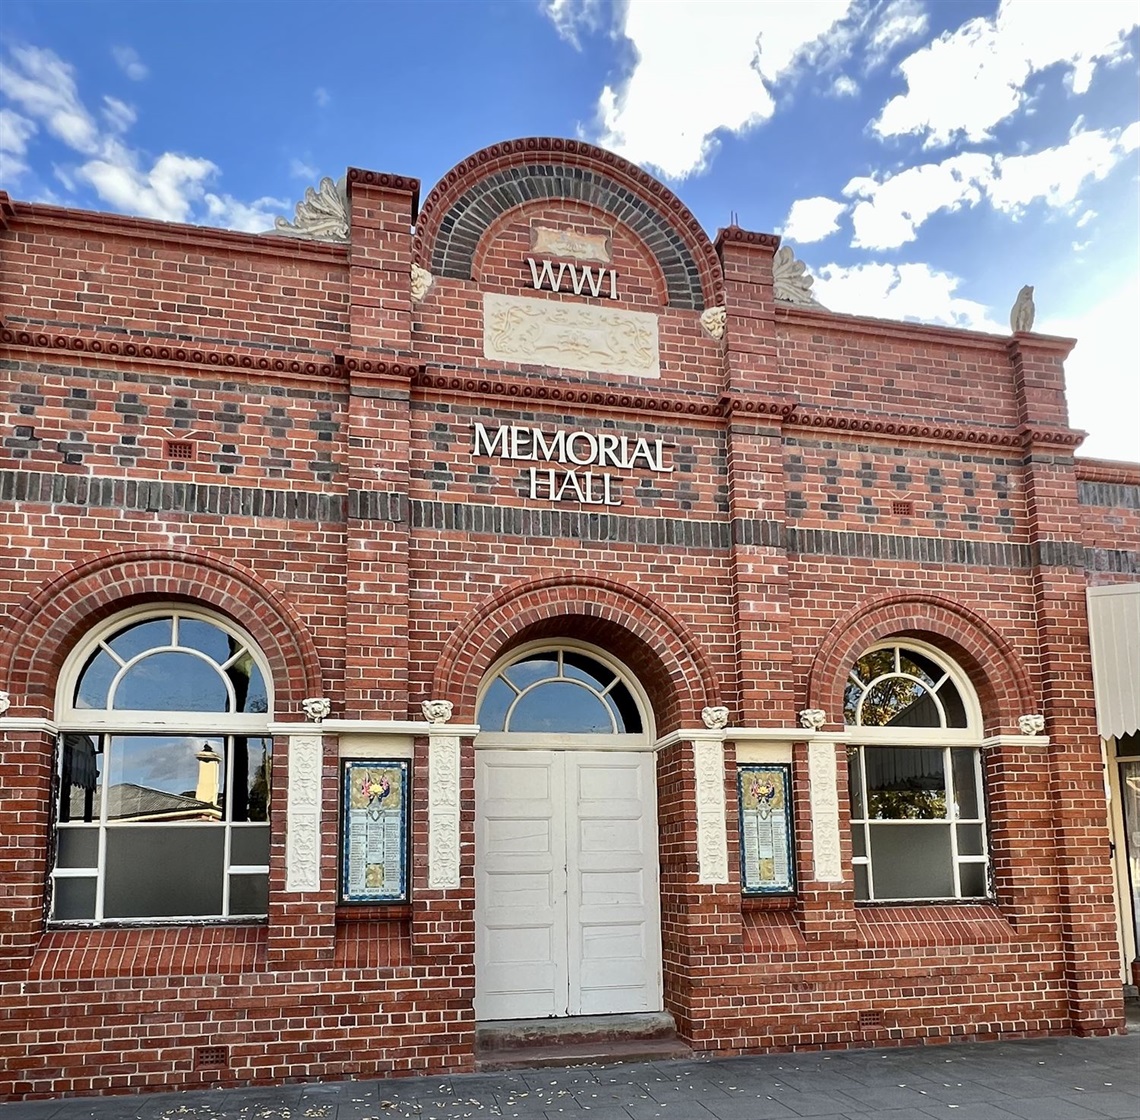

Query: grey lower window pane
[851,826,866,857]
[958,863,988,897]
[868,824,953,899]
[56,827,99,868]
[105,827,224,917]
[228,873,268,916]
[52,876,97,920]
[956,824,985,856]
[854,864,870,901]
[230,825,270,865]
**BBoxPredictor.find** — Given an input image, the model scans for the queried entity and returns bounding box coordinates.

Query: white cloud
[111,45,148,81]
[1076,209,1097,228]
[830,74,860,97]
[0,107,36,179]
[203,192,288,234]
[101,95,136,132]
[79,146,218,223]
[813,260,1004,332]
[289,157,319,181]
[865,0,928,69]
[844,123,1138,249]
[314,86,331,108]
[0,45,100,155]
[873,0,1138,147]
[781,196,848,243]
[541,0,607,49]
[595,0,856,179]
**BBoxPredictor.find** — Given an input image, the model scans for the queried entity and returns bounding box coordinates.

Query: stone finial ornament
[274,177,349,242]
[773,246,823,306]
[700,306,727,340]
[422,699,454,725]
[799,708,827,731]
[301,696,331,723]
[0,691,10,716]
[1010,285,1035,333]
[411,264,434,302]
[1017,713,1045,735]
[702,705,730,730]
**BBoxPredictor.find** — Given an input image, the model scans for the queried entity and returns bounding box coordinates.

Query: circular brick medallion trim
[414,138,723,308]
[2,549,323,714]
[433,573,720,728]
[806,592,1034,734]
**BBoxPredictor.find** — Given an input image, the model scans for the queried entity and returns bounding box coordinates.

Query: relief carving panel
[286,734,322,892]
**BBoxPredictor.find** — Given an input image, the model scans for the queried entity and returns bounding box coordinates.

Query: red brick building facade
[2,139,1138,1100]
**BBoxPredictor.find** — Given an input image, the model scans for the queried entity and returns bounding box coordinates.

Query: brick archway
[1,549,322,718]
[434,574,720,735]
[807,593,1035,736]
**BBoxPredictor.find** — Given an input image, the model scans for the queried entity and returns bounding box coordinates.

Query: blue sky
[1,0,1137,461]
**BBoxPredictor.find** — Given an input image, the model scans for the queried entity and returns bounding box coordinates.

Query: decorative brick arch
[1,549,322,718]
[807,593,1035,736]
[434,574,720,734]
[414,137,724,310]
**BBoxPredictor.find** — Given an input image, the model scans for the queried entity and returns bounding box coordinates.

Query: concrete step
[475,1011,693,1071]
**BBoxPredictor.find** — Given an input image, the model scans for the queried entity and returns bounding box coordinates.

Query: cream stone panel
[736,742,794,764]
[428,732,462,890]
[808,741,843,882]
[483,293,660,378]
[693,740,729,884]
[285,734,322,893]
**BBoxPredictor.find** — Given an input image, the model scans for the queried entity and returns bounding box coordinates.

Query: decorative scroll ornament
[702,705,729,730]
[1017,713,1046,735]
[699,305,726,340]
[301,696,331,723]
[422,699,454,725]
[410,263,434,302]
[0,691,9,715]
[274,176,349,242]
[1010,285,1035,333]
[799,708,827,731]
[773,246,823,306]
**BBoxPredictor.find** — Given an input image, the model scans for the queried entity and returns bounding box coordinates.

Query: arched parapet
[414,137,724,311]
[1,548,323,718]
[806,593,1036,737]
[433,573,721,734]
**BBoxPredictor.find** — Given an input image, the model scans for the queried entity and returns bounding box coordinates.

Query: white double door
[474,749,663,1020]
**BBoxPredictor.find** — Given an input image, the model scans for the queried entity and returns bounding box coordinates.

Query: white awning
[1087,585,1140,740]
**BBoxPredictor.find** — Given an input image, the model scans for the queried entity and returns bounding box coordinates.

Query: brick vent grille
[858,1010,884,1027]
[166,440,195,461]
[890,500,915,517]
[195,1046,229,1069]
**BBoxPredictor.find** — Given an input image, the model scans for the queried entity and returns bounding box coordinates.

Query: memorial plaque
[340,760,410,903]
[738,763,795,895]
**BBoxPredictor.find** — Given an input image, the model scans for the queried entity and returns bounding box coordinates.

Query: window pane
[562,651,614,690]
[853,648,894,685]
[940,679,968,727]
[865,748,946,819]
[854,864,870,901]
[477,677,514,732]
[863,678,941,727]
[851,827,866,857]
[508,682,614,733]
[52,876,97,920]
[59,734,101,822]
[843,679,862,725]
[228,873,268,916]
[605,682,643,734]
[957,824,985,856]
[56,827,99,868]
[105,736,224,821]
[74,649,120,710]
[502,653,559,689]
[235,661,268,714]
[104,827,224,917]
[847,749,865,819]
[178,617,238,663]
[952,750,980,817]
[112,652,229,711]
[231,738,271,822]
[899,650,941,688]
[230,825,270,866]
[106,618,171,661]
[868,824,954,899]
[958,863,988,897]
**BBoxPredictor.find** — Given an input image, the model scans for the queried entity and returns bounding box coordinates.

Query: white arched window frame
[845,639,991,903]
[52,604,275,925]
[474,640,655,749]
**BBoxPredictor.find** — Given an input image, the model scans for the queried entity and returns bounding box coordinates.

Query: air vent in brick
[166,440,195,461]
[891,500,915,517]
[195,1046,229,1069]
[858,1010,884,1028]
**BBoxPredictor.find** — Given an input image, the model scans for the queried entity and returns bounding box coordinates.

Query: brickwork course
[1,137,1139,1104]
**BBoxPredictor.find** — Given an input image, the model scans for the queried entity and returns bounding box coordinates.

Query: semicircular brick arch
[1,548,323,718]
[414,137,724,310]
[432,573,722,734]
[806,592,1036,737]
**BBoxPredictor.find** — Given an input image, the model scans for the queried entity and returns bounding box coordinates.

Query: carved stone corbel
[799,708,827,731]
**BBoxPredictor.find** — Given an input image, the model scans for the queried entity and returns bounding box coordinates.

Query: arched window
[51,607,273,924]
[845,641,989,903]
[476,646,647,739]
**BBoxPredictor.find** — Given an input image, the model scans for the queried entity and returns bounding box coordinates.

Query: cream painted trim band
[270,720,480,736]
[1,718,58,734]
